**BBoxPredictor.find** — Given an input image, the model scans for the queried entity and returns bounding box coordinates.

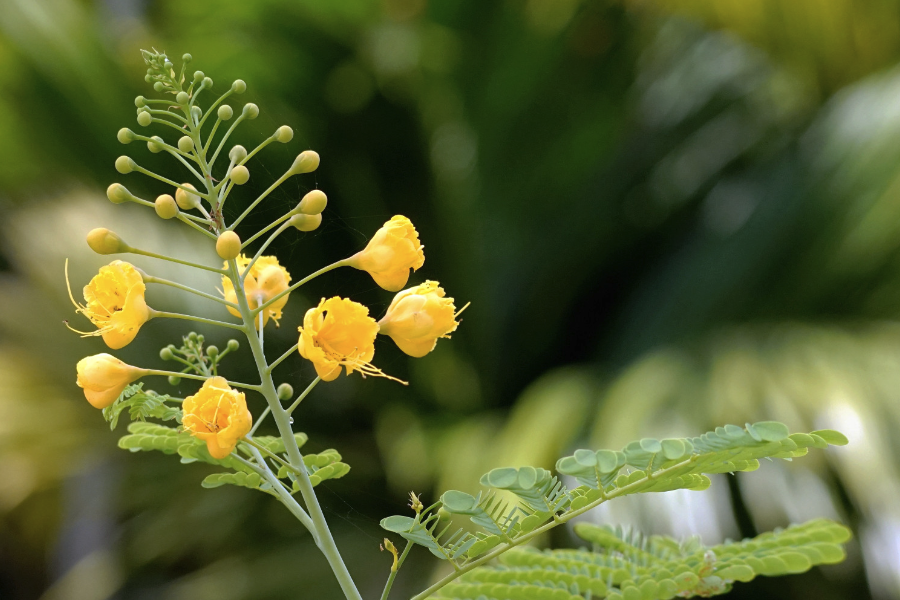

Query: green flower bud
[289,213,322,232]
[167,375,181,386]
[175,91,189,105]
[206,345,219,358]
[144,74,153,83]
[193,70,205,82]
[164,60,174,70]
[197,334,204,343]
[216,230,241,259]
[274,125,293,143]
[115,156,135,174]
[228,145,247,163]
[217,105,233,121]
[276,383,294,401]
[242,103,259,119]
[437,508,451,522]
[177,136,194,152]
[203,76,213,89]
[155,194,179,219]
[175,183,201,210]
[153,81,165,92]
[137,111,152,127]
[147,136,165,153]
[188,332,199,342]
[227,339,240,352]
[117,128,135,144]
[106,183,131,204]
[191,106,202,122]
[289,150,320,175]
[298,189,327,215]
[135,96,146,107]
[87,228,129,255]
[230,165,250,185]
[232,79,246,94]
[182,53,192,63]
[159,347,174,360]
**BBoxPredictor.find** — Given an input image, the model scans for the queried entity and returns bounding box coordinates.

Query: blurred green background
[2,0,900,598]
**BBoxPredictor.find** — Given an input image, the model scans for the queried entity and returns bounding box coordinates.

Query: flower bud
[117,128,135,144]
[203,76,213,89]
[193,70,205,82]
[175,183,201,210]
[87,228,129,255]
[298,190,327,215]
[164,60,174,70]
[188,332,199,342]
[276,383,293,400]
[144,74,152,83]
[182,53,192,63]
[218,105,233,121]
[227,339,240,352]
[230,165,250,185]
[176,91,189,105]
[197,334,205,343]
[147,136,165,153]
[159,347,174,360]
[135,96,146,107]
[274,125,293,143]
[242,103,259,119]
[115,156,135,174]
[289,150,320,175]
[228,145,247,163]
[348,216,424,291]
[206,345,219,358]
[137,111,152,127]
[168,375,181,386]
[216,231,242,260]
[232,79,246,94]
[289,213,322,232]
[153,81,165,92]
[76,354,145,409]
[378,281,462,357]
[178,136,194,153]
[191,106,202,122]
[155,194,179,219]
[107,183,132,204]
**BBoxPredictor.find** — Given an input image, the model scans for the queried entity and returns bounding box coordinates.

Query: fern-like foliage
[102,383,181,430]
[381,421,849,597]
[432,519,850,600]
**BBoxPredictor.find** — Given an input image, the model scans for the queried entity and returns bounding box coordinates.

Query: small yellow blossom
[298,297,402,383]
[182,377,252,459]
[76,353,144,409]
[378,281,462,357]
[348,216,424,292]
[67,260,151,349]
[221,255,292,328]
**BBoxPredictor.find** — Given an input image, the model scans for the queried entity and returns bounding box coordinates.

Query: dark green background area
[1,1,899,599]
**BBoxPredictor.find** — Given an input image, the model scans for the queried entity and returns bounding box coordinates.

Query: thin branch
[253,260,350,317]
[143,274,237,308]
[142,368,260,391]
[128,246,227,274]
[150,309,244,331]
[266,342,299,374]
[229,171,291,229]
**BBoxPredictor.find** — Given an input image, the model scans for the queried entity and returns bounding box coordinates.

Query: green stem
[209,114,247,170]
[176,214,218,239]
[252,259,350,317]
[287,377,320,415]
[242,222,291,277]
[241,211,294,248]
[128,247,227,274]
[149,309,244,331]
[267,343,299,374]
[142,368,259,391]
[379,539,413,600]
[229,171,291,229]
[144,274,237,307]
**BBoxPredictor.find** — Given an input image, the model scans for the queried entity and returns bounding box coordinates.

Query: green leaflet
[433,519,851,600]
[278,449,352,489]
[102,384,182,430]
[202,471,264,490]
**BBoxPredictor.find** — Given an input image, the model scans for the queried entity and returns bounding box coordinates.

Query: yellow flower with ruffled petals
[182,377,252,459]
[76,353,145,409]
[298,296,402,383]
[348,216,424,292]
[221,255,292,329]
[67,260,151,349]
[378,281,463,358]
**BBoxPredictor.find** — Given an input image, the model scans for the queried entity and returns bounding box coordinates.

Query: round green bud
[175,183,201,210]
[202,77,213,89]
[188,332,199,342]
[167,344,177,351]
[289,150,320,175]
[298,189,327,215]
[176,91,189,105]
[153,81,165,92]
[228,145,247,163]
[230,165,250,185]
[106,183,131,204]
[437,508,451,522]
[191,106,202,122]
[289,212,322,232]
[115,156,135,174]
[232,79,246,94]
[182,53,192,63]
[193,70,205,82]
[134,96,146,107]
[167,375,181,386]
[159,347,174,361]
[155,194,179,219]
[206,345,219,358]
[227,339,240,352]
[147,136,165,153]
[274,125,293,143]
[87,228,129,255]
[197,334,204,343]
[164,60,174,70]
[216,230,241,259]
[217,105,233,121]
[144,75,153,83]
[177,135,194,153]
[276,383,294,401]
[117,128,135,144]
[137,111,152,127]
[242,103,259,119]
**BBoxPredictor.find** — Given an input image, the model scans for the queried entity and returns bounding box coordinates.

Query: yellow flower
[298,297,402,383]
[66,260,151,349]
[377,281,463,358]
[182,377,253,459]
[76,353,145,409]
[221,255,292,329]
[348,216,424,292]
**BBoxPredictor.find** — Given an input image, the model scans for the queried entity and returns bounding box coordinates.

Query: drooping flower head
[67,260,151,349]
[182,376,252,459]
[298,296,402,383]
[221,255,292,329]
[348,216,424,292]
[378,281,464,358]
[76,353,145,409]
